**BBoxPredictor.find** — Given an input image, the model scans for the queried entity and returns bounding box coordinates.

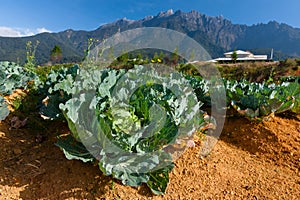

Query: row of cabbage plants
[1,61,299,194]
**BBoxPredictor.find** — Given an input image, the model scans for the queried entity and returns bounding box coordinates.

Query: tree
[50,45,62,63]
[170,47,179,65]
[231,50,238,63]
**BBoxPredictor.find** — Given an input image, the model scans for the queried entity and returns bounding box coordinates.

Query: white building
[210,50,268,62]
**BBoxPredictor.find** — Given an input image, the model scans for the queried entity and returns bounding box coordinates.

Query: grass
[216,61,299,82]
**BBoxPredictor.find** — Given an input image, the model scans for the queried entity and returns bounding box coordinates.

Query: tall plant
[24,40,40,72]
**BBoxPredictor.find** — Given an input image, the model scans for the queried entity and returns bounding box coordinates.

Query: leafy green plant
[38,61,299,195]
[38,64,79,119]
[50,65,202,194]
[83,38,100,61]
[0,61,36,95]
[186,75,300,118]
[225,78,300,117]
[24,40,40,73]
[185,75,210,105]
[0,96,10,121]
[11,96,23,110]
[0,61,38,121]
[35,63,75,83]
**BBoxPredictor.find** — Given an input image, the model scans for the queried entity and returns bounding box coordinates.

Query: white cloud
[36,27,51,34]
[0,26,21,37]
[0,26,51,37]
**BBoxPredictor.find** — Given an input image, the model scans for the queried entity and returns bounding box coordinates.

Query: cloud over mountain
[0,26,51,37]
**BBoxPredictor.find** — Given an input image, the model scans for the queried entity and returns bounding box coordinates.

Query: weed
[24,40,40,73]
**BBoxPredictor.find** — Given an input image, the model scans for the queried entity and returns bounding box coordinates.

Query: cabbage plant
[0,61,37,121]
[53,65,203,194]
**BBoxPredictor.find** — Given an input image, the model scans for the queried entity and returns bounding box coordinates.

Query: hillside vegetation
[0,10,300,64]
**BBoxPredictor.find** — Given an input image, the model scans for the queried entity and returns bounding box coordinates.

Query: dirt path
[0,114,299,200]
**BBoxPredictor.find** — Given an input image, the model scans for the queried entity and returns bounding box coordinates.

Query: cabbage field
[0,60,299,198]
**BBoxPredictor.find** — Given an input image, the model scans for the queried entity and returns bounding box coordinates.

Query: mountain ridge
[0,9,299,64]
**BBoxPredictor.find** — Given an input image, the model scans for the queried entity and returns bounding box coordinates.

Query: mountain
[1,9,300,64]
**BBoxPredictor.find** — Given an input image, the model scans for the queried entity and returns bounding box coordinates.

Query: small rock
[0,131,5,137]
[187,140,196,148]
[10,116,28,129]
[244,185,253,190]
[35,134,46,143]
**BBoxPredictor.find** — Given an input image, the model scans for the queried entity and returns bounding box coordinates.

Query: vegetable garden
[0,56,299,198]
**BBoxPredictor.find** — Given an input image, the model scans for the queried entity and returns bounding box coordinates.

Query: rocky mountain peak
[0,10,299,64]
[157,9,174,18]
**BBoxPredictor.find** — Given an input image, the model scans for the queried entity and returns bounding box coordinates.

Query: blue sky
[0,0,299,37]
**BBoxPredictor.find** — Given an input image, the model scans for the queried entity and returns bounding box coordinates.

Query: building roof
[207,49,269,63]
[213,56,267,61]
[224,50,252,55]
